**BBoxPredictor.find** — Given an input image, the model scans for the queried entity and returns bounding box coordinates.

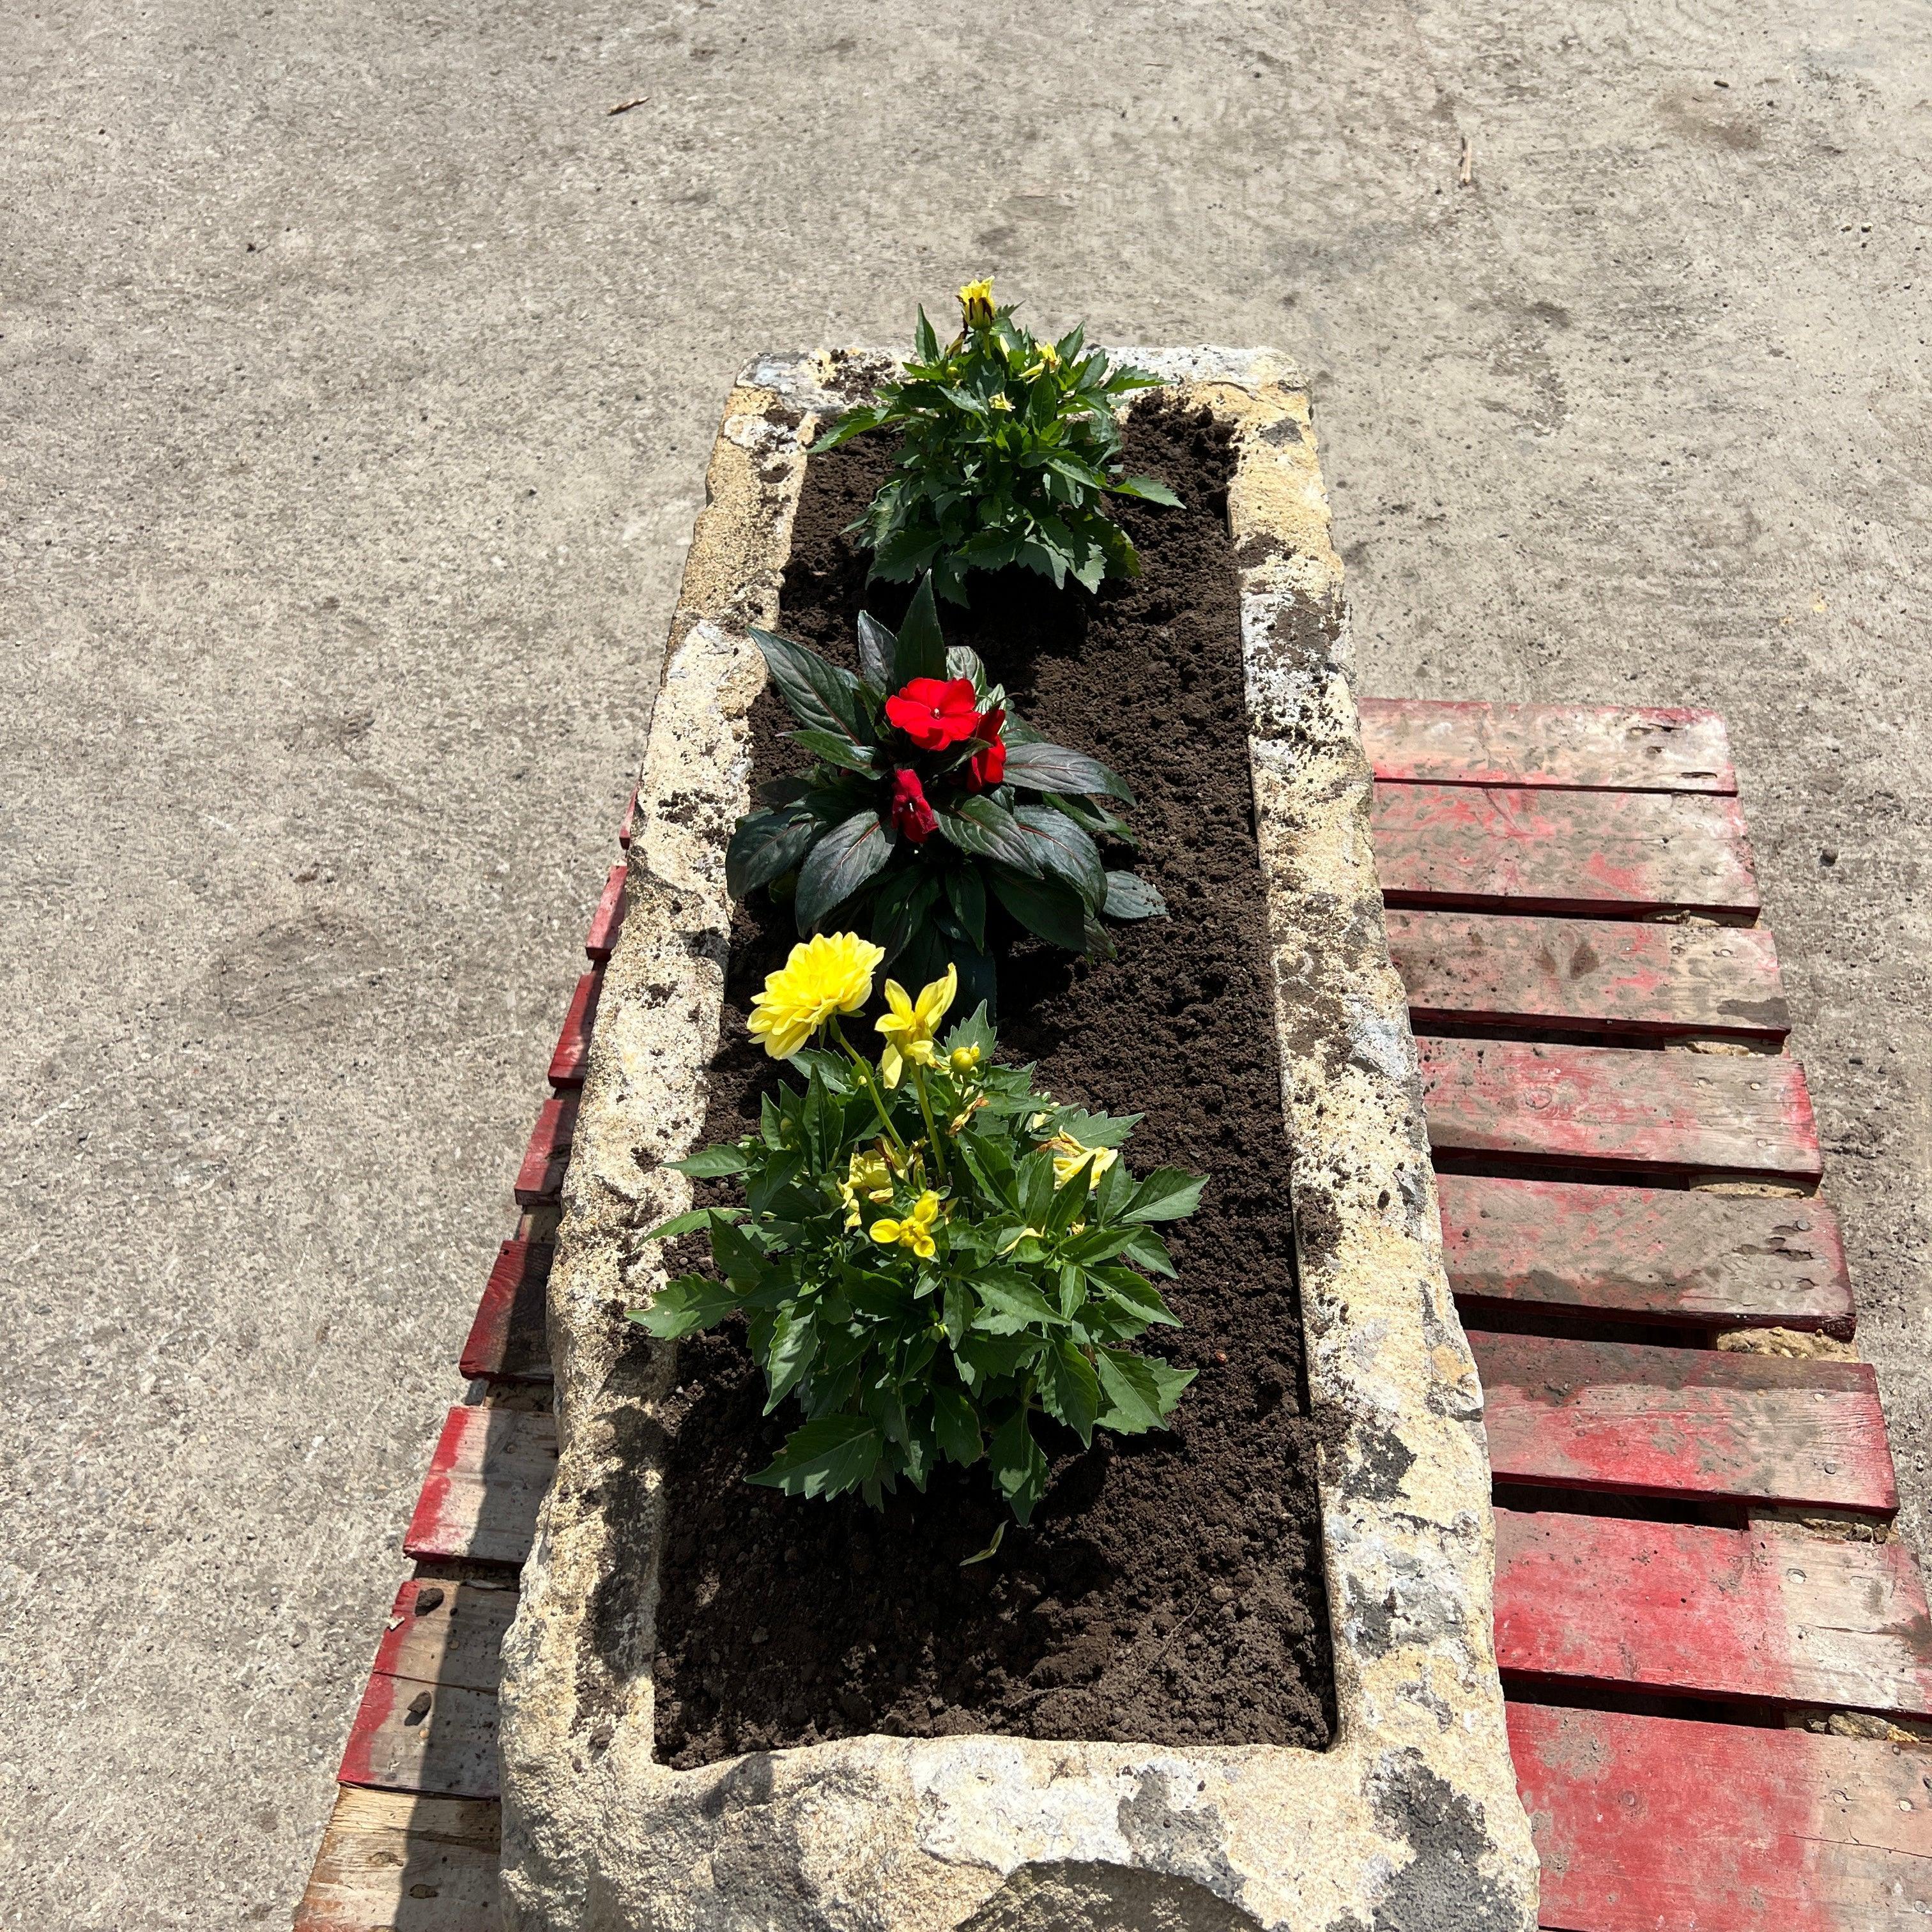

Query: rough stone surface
[495,351,1537,1931]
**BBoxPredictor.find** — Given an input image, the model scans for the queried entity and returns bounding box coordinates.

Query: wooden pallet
[296,717,1932,1929]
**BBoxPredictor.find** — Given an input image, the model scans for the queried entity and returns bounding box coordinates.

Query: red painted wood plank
[294,1788,500,1932]
[339,1581,514,1800]
[1388,910,1789,1041]
[512,1094,578,1208]
[1371,783,1759,919]
[1495,1511,1932,1718]
[1437,1174,1854,1335]
[546,971,603,1091]
[1359,698,1736,794]
[1474,1332,1897,1514]
[459,1238,554,1383]
[402,1404,556,1567]
[1419,1037,1822,1184]
[585,862,627,963]
[1507,1702,1932,1930]
[618,785,639,849]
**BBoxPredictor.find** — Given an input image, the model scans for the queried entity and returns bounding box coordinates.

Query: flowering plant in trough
[728,576,1165,1002]
[815,276,1180,604]
[631,935,1204,1526]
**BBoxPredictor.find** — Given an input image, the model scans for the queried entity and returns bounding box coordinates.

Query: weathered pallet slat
[1437,1174,1854,1335]
[1419,1036,1822,1184]
[1508,1702,1932,1930]
[585,862,627,963]
[1359,698,1736,795]
[512,1094,578,1208]
[293,1787,500,1931]
[1372,783,1759,919]
[1388,909,1789,1041]
[338,1581,514,1800]
[1496,1511,1932,1717]
[402,1404,556,1567]
[1474,1332,1897,1514]
[546,971,602,1091]
[458,1238,555,1383]
[618,786,639,850]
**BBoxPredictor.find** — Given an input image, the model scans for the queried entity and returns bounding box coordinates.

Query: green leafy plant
[728,575,1166,1008]
[815,275,1180,604]
[631,940,1203,1526]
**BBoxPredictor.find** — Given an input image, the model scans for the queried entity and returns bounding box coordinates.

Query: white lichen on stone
[496,349,1540,1932]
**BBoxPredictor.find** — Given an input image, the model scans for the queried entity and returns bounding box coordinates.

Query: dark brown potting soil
[648,403,1334,1767]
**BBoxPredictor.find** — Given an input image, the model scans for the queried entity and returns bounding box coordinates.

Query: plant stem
[827,1018,909,1157]
[909,1065,949,1184]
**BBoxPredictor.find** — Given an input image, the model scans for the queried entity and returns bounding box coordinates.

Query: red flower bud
[889,767,938,844]
[885,676,981,751]
[964,707,1008,792]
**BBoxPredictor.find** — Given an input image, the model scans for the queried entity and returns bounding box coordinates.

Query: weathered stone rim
[496,347,1539,1931]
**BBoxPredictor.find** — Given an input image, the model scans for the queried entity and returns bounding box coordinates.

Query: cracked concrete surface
[3,0,1927,1926]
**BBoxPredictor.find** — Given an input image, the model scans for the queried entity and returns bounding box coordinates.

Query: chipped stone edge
[496,347,1538,1931]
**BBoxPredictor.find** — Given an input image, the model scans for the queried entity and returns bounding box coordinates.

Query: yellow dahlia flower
[839,1148,895,1230]
[747,932,884,1060]
[875,964,957,1089]
[1044,1130,1117,1191]
[958,276,996,327]
[871,1189,942,1260]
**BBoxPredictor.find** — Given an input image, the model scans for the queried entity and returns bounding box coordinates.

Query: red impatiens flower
[889,767,938,843]
[964,707,1007,792]
[885,676,981,751]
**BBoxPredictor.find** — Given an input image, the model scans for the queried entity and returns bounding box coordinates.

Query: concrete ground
[3,0,1926,1923]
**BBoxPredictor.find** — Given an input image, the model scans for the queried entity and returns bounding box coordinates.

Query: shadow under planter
[496,348,1537,1931]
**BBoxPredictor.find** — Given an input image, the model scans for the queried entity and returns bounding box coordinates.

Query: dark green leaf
[1102,870,1168,921]
[938,795,1039,874]
[891,574,949,684]
[641,1206,742,1241]
[1123,1225,1177,1277]
[795,809,894,932]
[1000,739,1134,802]
[944,864,986,951]
[726,808,820,900]
[855,610,896,687]
[1011,803,1105,909]
[988,864,1088,952]
[748,627,870,743]
[790,729,879,775]
[1090,1265,1183,1328]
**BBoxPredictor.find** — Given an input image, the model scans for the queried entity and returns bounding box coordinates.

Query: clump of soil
[647,404,1334,1767]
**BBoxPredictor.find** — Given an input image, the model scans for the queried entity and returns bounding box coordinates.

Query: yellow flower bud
[958,276,995,328]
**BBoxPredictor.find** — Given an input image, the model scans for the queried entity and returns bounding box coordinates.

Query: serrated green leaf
[1039,1340,1101,1445]
[763,1308,820,1411]
[1124,1167,1207,1223]
[1110,473,1182,507]
[629,1273,739,1339]
[667,1144,751,1179]
[972,1269,1062,1335]
[989,1407,1050,1524]
[933,1384,983,1466]
[747,1414,882,1499]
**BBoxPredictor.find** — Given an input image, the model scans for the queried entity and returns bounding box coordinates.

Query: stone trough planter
[497,348,1538,1931]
